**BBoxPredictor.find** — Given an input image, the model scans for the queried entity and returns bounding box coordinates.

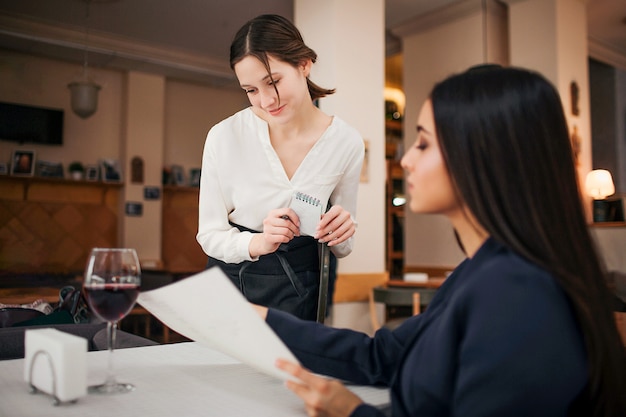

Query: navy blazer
[266,238,587,416]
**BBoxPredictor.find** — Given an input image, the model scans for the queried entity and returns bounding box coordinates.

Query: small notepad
[289,191,323,237]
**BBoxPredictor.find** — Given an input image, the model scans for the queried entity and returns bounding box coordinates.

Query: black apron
[207,224,321,321]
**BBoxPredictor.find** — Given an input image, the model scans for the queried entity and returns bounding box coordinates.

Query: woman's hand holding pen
[276,358,363,417]
[315,205,355,247]
[249,209,300,258]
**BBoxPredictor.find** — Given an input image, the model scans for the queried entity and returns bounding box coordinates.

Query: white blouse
[196,107,364,264]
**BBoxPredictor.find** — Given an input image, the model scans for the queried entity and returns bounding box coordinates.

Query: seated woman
[254,65,626,416]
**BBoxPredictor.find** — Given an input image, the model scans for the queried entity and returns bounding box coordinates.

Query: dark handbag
[55,285,91,323]
[0,307,45,328]
[0,286,91,327]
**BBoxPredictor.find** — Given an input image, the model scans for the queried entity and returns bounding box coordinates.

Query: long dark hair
[229,14,335,102]
[430,65,626,416]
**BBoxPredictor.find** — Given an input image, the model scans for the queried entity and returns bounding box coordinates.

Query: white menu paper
[137,267,300,381]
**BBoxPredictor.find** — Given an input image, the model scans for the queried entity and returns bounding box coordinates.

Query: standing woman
[196,14,364,321]
[255,65,626,416]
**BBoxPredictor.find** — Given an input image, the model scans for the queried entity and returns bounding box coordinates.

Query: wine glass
[83,248,141,394]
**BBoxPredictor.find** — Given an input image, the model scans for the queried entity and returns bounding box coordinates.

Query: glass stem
[105,321,118,386]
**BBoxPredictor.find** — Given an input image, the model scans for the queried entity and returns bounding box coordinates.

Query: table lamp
[585,169,620,222]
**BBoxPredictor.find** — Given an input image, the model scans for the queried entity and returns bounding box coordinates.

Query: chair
[368,286,437,331]
[125,270,175,342]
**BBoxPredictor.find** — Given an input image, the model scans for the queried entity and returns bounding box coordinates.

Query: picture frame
[85,165,99,181]
[100,158,122,183]
[144,186,161,200]
[125,201,143,217]
[0,163,8,175]
[36,160,64,178]
[171,165,185,186]
[162,167,174,185]
[592,196,625,223]
[10,150,36,176]
[189,168,201,187]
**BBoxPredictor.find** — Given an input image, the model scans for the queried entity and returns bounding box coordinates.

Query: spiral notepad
[289,191,324,237]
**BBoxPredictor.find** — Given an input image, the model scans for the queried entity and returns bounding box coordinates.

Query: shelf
[0,175,122,204]
[0,174,123,188]
[589,222,626,228]
[386,159,404,279]
[385,119,403,133]
[163,185,200,193]
[386,116,404,279]
[389,163,404,179]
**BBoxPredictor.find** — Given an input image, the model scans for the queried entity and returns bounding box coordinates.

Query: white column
[295,0,386,274]
[397,0,507,269]
[505,0,592,219]
[121,71,165,267]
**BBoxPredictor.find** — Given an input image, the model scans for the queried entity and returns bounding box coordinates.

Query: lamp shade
[68,80,101,119]
[585,169,615,199]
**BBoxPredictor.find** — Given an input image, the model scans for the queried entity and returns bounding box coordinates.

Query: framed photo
[131,156,144,184]
[36,160,64,178]
[0,163,8,175]
[162,167,173,185]
[10,150,36,176]
[85,165,99,181]
[171,165,185,186]
[144,186,161,200]
[100,159,122,183]
[189,168,201,187]
[125,201,143,217]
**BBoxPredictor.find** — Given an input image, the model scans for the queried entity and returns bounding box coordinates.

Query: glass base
[88,382,135,395]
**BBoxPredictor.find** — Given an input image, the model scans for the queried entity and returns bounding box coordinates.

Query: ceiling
[0,0,624,88]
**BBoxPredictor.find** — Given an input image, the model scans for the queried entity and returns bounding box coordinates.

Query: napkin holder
[24,328,87,405]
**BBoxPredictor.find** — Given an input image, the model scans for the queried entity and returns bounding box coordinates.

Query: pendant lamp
[68,0,101,119]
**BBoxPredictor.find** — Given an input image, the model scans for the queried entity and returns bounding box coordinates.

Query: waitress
[196,14,363,321]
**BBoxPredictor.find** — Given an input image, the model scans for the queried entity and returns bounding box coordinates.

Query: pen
[281,214,298,228]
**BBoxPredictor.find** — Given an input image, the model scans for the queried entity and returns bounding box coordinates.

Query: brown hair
[229,14,335,102]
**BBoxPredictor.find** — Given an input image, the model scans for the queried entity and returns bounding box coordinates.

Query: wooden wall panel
[0,179,235,277]
[161,186,206,274]
[0,177,120,274]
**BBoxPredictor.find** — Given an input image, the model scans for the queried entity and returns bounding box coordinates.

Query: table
[387,278,446,289]
[0,342,389,417]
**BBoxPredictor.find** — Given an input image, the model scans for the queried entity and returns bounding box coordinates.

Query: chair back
[369,286,438,331]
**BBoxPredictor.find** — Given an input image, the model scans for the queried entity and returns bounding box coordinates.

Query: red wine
[84,283,140,322]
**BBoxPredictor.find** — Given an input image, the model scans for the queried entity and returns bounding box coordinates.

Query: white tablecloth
[0,342,390,417]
